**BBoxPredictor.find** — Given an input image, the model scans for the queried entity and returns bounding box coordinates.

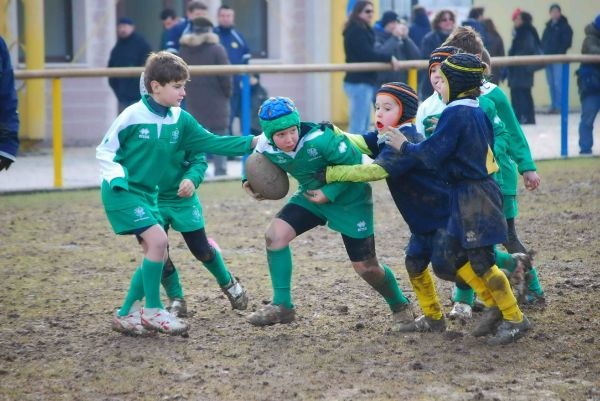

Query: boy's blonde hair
[144,51,190,94]
[442,26,484,56]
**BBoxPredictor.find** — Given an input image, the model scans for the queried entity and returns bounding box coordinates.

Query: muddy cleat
[111,302,154,337]
[524,292,546,305]
[487,315,532,345]
[221,276,248,310]
[394,315,447,333]
[167,297,188,318]
[448,302,473,321]
[140,308,189,335]
[247,303,295,326]
[391,303,415,332]
[472,306,503,337]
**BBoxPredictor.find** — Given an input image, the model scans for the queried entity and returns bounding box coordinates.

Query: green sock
[373,265,409,312]
[161,267,184,299]
[119,266,144,316]
[495,248,517,272]
[267,246,293,308]
[528,267,544,295]
[452,285,475,305]
[142,258,164,309]
[203,249,232,287]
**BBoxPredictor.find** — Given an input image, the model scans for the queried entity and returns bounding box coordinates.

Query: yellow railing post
[24,0,46,142]
[408,68,418,92]
[52,79,63,188]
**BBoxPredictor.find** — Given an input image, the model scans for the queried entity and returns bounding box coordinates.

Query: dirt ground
[1,158,599,401]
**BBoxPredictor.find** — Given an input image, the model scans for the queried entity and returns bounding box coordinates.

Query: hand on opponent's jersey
[383,127,408,152]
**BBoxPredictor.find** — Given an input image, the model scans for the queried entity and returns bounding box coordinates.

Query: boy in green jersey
[97,51,257,336]
[242,97,412,328]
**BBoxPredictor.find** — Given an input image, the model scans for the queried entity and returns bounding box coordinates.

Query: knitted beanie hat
[258,97,301,143]
[428,46,461,76]
[440,53,485,103]
[376,82,419,125]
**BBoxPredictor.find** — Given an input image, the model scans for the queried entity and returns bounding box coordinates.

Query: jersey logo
[307,147,318,157]
[138,128,150,139]
[338,142,347,153]
[191,207,201,222]
[275,155,287,164]
[357,220,367,232]
[466,231,477,243]
[133,206,149,222]
[170,129,180,144]
[231,42,239,49]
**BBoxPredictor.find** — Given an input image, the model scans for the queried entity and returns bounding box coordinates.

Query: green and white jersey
[251,122,367,203]
[157,150,207,207]
[97,96,253,209]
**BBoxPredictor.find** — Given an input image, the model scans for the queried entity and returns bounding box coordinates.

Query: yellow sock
[409,267,443,320]
[482,265,523,322]
[456,262,495,308]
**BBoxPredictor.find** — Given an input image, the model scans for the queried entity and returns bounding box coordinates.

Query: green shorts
[288,184,374,238]
[101,181,162,235]
[503,195,518,219]
[159,196,205,233]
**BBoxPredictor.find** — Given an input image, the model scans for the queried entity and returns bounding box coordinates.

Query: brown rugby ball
[245,152,289,200]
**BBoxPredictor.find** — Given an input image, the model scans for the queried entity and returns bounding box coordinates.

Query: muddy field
[1,158,599,401]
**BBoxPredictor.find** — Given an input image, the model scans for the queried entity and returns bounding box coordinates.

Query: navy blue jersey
[403,100,498,183]
[364,124,450,235]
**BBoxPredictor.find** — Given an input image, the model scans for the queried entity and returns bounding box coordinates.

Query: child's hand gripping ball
[244,153,289,200]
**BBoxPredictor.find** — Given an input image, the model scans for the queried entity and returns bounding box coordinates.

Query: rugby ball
[245,153,289,200]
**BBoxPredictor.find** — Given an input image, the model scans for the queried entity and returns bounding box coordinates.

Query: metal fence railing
[14,54,600,188]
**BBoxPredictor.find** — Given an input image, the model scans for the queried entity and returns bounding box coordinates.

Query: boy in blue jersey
[386,54,531,345]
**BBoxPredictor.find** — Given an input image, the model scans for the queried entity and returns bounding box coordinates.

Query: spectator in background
[541,4,573,114]
[482,18,505,84]
[108,18,152,113]
[160,9,182,50]
[249,74,269,136]
[576,14,600,155]
[164,1,209,54]
[0,36,19,171]
[374,11,420,87]
[179,17,232,176]
[507,9,542,125]
[419,9,455,100]
[214,5,251,136]
[462,7,488,48]
[409,5,431,50]
[343,1,402,134]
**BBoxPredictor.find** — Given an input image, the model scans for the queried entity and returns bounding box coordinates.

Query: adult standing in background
[482,18,505,85]
[0,36,19,171]
[179,17,232,176]
[419,9,455,100]
[159,9,182,50]
[409,5,431,51]
[164,1,209,54]
[541,4,573,114]
[576,14,600,155]
[462,7,488,48]
[507,9,542,125]
[343,1,401,134]
[108,18,152,113]
[214,5,251,135]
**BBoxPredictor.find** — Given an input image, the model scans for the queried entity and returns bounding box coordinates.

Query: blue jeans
[344,82,375,134]
[579,94,600,154]
[545,63,563,111]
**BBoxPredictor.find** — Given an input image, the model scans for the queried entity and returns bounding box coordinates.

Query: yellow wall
[476,0,598,109]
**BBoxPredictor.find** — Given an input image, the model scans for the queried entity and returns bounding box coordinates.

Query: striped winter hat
[428,46,461,76]
[258,96,300,143]
[440,53,485,103]
[376,82,419,125]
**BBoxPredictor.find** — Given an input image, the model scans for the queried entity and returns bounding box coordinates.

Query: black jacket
[343,20,391,85]
[541,16,573,55]
[374,30,420,85]
[108,32,152,103]
[508,23,542,89]
[419,30,450,99]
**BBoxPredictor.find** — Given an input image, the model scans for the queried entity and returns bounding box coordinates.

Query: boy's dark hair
[160,9,176,21]
[188,1,208,13]
[442,26,484,56]
[219,5,232,12]
[144,51,190,94]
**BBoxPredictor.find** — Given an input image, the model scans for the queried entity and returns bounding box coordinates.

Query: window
[224,0,268,58]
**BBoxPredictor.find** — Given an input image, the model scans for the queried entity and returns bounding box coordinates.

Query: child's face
[151,79,187,107]
[375,94,401,133]
[272,125,299,152]
[439,75,450,104]
[429,64,444,94]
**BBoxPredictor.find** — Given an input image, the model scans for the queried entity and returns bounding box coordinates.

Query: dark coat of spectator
[108,19,152,110]
[507,13,541,89]
[164,1,209,53]
[541,15,573,55]
[419,9,455,99]
[462,7,488,47]
[179,21,232,131]
[0,36,19,170]
[577,16,600,154]
[343,19,391,86]
[375,24,420,85]
[482,18,505,84]
[409,6,431,50]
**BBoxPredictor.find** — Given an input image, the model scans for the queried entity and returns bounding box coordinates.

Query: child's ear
[150,80,161,94]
